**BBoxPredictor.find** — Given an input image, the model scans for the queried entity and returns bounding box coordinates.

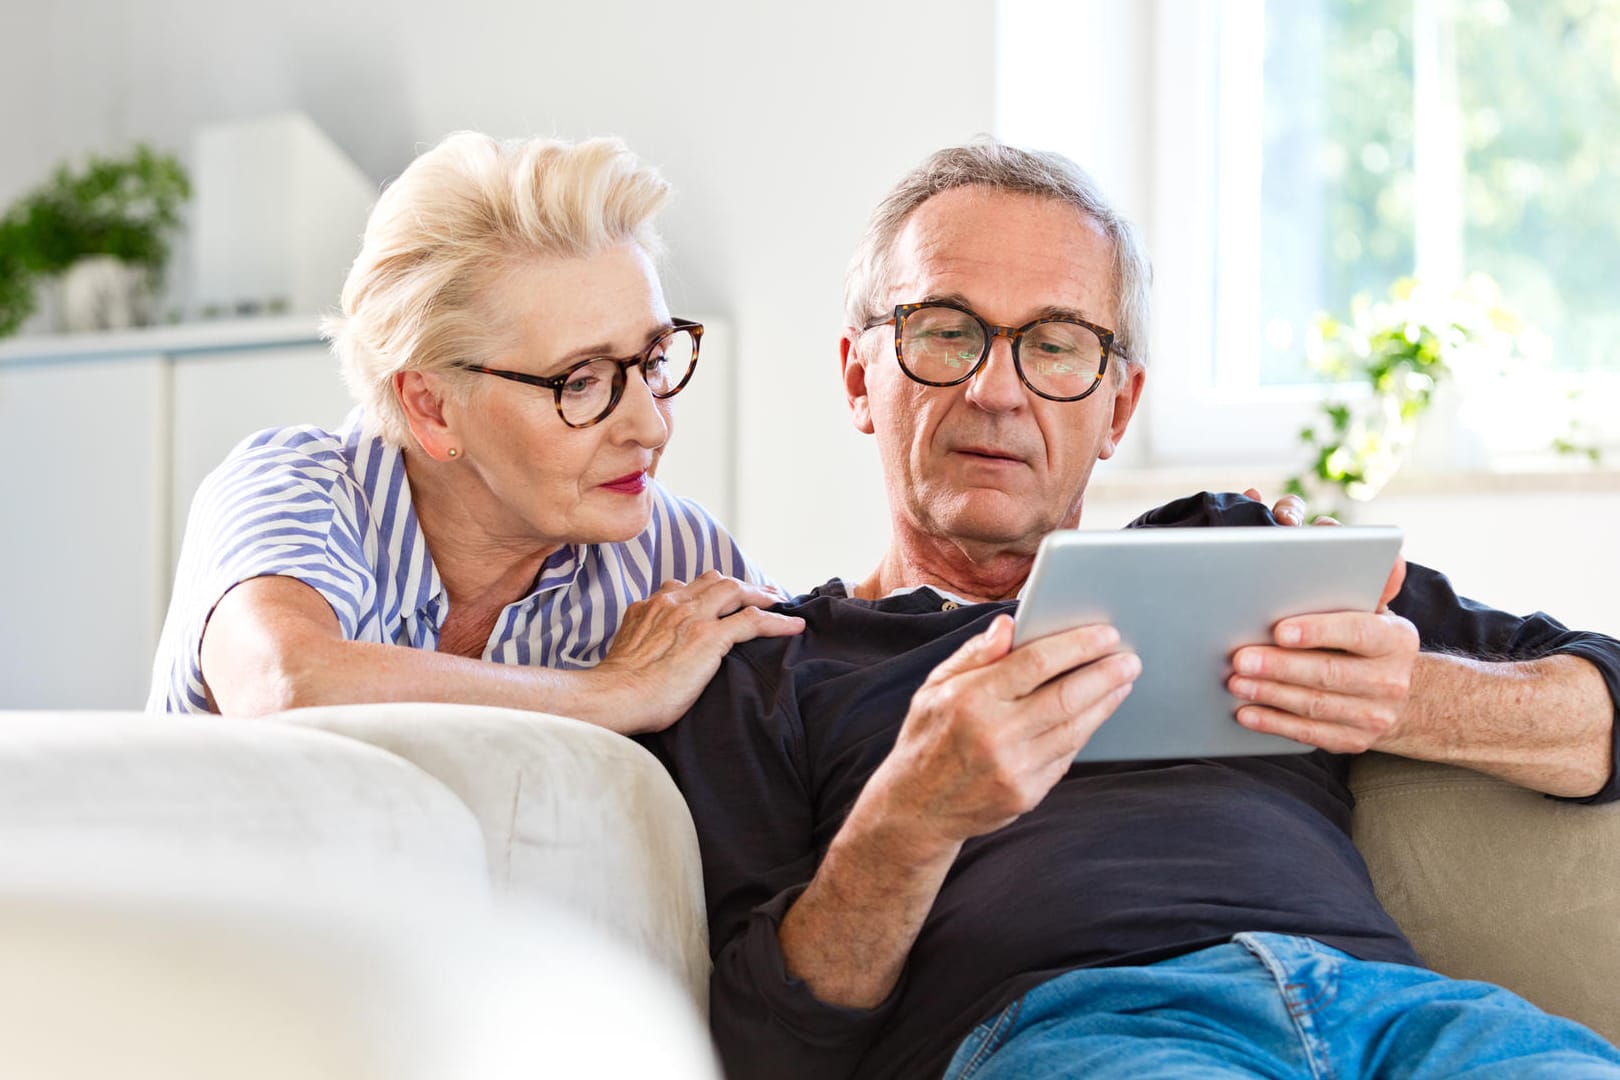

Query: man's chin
[929,507,1051,554]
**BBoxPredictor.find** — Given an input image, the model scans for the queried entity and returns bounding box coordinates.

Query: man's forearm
[1382,652,1614,797]
[777,788,961,1009]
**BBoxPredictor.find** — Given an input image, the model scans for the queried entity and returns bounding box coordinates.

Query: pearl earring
[447,448,459,458]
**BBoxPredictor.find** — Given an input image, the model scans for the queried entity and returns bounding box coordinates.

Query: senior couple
[150,132,1620,1078]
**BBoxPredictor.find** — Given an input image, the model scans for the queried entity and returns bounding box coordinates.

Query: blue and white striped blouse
[147,411,774,713]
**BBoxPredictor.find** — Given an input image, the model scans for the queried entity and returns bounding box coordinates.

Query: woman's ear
[841,331,876,436]
[395,370,462,462]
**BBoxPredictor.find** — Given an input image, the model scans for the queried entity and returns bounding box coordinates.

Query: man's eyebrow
[924,293,1102,326]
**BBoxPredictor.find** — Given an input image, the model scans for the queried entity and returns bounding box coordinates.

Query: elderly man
[640,144,1620,1079]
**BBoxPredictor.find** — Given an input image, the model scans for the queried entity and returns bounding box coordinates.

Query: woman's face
[446,241,679,550]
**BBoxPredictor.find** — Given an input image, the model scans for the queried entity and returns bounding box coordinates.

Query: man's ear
[395,370,462,462]
[840,331,875,436]
[1097,363,1147,461]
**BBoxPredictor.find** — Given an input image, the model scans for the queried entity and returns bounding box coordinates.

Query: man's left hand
[1244,487,1339,527]
[1226,558,1420,754]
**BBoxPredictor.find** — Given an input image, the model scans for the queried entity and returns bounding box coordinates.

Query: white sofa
[0,707,717,1079]
[2,704,1616,1076]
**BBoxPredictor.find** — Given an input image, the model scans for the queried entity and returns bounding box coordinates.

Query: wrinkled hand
[867,615,1139,851]
[1243,487,1340,527]
[593,571,803,734]
[1227,558,1418,753]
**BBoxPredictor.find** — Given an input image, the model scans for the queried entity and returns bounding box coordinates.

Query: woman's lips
[601,471,648,494]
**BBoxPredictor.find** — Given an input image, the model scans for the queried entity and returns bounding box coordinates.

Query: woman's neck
[403,447,558,609]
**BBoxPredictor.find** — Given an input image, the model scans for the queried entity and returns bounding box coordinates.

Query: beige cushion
[277,703,712,1010]
[1351,752,1620,1043]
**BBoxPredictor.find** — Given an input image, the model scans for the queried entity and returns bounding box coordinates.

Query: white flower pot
[56,256,157,333]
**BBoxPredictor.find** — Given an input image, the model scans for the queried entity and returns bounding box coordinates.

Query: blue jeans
[944,933,1620,1079]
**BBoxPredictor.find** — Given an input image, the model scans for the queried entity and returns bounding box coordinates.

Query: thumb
[1378,555,1408,611]
[924,613,1015,686]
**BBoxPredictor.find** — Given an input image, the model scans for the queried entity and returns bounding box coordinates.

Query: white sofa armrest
[276,703,711,1012]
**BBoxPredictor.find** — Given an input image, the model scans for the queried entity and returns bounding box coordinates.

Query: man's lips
[951,446,1026,465]
[600,471,648,493]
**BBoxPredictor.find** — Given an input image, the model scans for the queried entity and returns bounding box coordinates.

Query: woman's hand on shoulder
[591,571,804,735]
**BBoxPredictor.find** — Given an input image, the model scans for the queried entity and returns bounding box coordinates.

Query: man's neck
[853,536,1036,604]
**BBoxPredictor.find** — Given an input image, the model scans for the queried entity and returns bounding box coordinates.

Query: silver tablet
[1012,526,1404,762]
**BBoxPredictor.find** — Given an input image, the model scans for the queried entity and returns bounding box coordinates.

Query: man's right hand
[867,614,1140,853]
[775,614,1139,1009]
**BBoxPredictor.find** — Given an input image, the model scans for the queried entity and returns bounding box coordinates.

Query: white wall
[2,0,997,594]
[4,0,1615,633]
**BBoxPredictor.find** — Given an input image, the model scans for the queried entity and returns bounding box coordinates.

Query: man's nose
[964,332,1025,413]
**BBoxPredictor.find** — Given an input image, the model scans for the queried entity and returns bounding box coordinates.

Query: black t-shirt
[640,493,1620,1080]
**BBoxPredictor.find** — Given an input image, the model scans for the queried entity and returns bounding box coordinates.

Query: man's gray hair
[844,141,1151,367]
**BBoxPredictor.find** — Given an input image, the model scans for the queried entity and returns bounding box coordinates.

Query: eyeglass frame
[862,300,1129,403]
[459,318,703,429]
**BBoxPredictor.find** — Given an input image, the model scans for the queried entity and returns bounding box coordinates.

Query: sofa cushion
[0,866,717,1080]
[0,711,487,889]
[1350,751,1620,1043]
[277,703,711,1010]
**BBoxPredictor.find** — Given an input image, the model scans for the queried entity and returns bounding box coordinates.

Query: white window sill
[1087,457,1620,506]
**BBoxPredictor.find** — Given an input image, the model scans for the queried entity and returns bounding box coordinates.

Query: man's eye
[563,375,600,395]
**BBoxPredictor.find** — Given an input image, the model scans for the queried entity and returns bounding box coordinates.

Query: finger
[1243,487,1263,502]
[1228,669,1392,727]
[1310,515,1341,527]
[674,574,793,619]
[1233,703,1383,755]
[715,607,806,645]
[1264,611,1415,657]
[1378,555,1407,611]
[1021,651,1140,740]
[1231,642,1403,699]
[1270,495,1306,526]
[984,622,1122,699]
[922,614,1017,687]
[1026,679,1135,765]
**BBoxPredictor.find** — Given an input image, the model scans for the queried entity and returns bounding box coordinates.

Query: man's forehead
[886,188,1116,325]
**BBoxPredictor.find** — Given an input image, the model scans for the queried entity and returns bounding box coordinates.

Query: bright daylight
[2,2,1617,1078]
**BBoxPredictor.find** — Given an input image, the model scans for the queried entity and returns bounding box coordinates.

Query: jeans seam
[1237,935,1336,1080]
[956,996,1025,1080]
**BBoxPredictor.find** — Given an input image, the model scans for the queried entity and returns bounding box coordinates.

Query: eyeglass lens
[900,306,1103,398]
[557,327,698,426]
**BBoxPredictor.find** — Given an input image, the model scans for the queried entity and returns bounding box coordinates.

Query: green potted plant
[0,143,190,336]
[1283,275,1546,516]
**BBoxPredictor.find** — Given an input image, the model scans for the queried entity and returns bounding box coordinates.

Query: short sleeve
[147,436,376,712]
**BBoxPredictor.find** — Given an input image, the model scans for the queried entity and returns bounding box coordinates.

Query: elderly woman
[148,132,800,731]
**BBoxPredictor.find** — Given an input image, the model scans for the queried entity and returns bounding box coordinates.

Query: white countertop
[0,316,323,366]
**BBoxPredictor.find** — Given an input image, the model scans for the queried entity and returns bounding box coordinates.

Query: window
[1242,0,1620,385]
[997,0,1620,465]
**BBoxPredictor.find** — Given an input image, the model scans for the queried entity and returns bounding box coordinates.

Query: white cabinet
[0,355,169,708]
[0,320,346,708]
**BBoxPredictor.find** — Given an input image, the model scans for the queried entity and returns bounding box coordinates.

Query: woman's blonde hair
[323,132,671,446]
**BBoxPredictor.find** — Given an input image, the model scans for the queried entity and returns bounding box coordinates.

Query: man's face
[842,187,1146,559]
